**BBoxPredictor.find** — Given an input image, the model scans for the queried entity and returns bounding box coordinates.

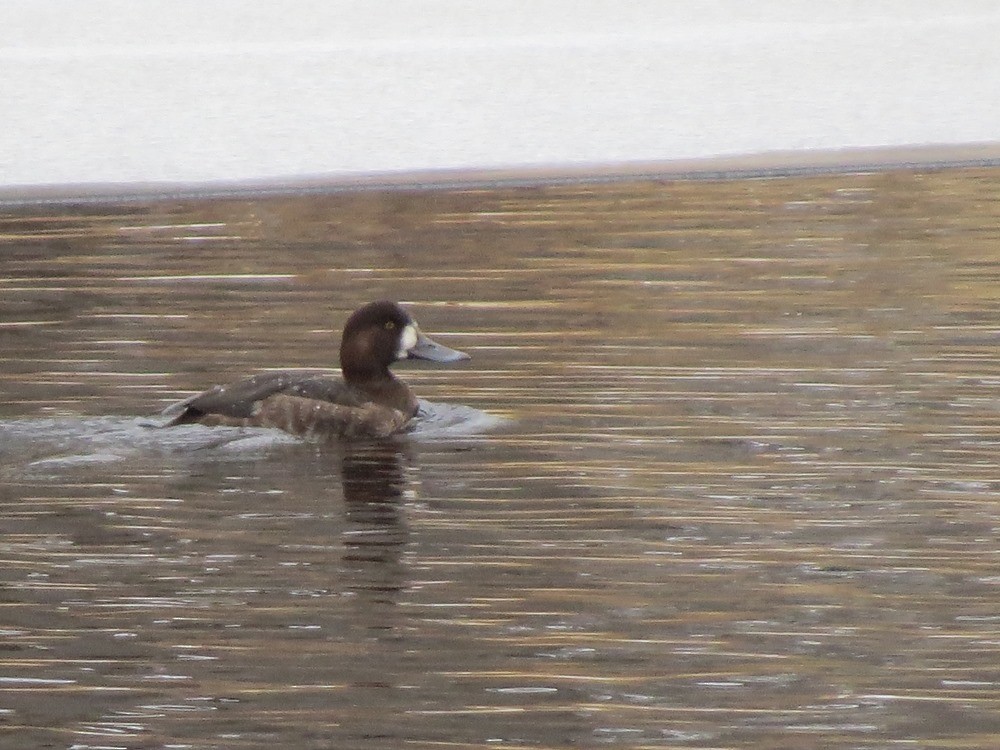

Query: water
[1,167,999,748]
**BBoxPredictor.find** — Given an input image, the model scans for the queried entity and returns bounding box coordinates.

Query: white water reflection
[0,168,999,748]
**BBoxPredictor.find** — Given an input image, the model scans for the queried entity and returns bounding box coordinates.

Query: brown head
[338,300,469,384]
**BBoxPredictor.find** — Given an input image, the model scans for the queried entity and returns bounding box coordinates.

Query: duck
[160,300,469,439]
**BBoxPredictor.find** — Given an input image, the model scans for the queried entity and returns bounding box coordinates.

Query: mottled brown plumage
[160,301,468,439]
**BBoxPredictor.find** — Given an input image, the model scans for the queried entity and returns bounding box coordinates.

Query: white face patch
[396,323,418,359]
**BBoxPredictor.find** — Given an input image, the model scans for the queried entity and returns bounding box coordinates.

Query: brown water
[1,168,999,749]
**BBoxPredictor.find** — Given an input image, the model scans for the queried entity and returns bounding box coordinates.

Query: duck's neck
[345,368,419,417]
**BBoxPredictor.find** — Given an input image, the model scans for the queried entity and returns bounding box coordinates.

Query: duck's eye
[384,321,396,331]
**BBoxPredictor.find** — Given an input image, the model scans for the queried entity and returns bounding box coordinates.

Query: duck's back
[162,370,369,425]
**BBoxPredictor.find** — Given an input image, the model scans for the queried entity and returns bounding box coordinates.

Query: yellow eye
[384,321,396,331]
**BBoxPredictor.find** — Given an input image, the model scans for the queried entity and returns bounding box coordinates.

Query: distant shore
[3,142,1000,207]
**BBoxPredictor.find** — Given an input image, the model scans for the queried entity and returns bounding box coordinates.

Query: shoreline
[3,141,1000,207]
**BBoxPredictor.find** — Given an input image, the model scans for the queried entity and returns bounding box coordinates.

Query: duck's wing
[161,370,365,425]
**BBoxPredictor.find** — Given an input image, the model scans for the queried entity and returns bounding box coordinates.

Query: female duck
[161,300,469,439]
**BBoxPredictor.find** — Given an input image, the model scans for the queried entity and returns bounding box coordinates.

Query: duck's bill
[408,331,470,363]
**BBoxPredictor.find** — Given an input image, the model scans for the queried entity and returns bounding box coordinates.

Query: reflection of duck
[161,300,469,439]
[341,441,409,556]
[336,441,413,616]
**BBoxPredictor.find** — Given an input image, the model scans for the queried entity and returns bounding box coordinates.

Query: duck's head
[339,300,469,380]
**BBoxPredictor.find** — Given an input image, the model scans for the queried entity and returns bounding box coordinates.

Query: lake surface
[1,167,999,748]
